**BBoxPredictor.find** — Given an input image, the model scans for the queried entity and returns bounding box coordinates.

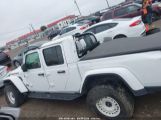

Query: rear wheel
[4,84,26,107]
[87,85,134,120]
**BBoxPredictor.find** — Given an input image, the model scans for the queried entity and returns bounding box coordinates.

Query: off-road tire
[4,84,26,107]
[86,85,134,120]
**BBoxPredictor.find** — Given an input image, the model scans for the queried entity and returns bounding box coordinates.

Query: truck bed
[81,32,161,61]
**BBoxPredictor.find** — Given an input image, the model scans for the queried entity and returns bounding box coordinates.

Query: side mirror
[21,64,27,72]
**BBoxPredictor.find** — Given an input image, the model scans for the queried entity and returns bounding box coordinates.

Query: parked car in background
[77,20,93,26]
[0,51,11,67]
[101,2,161,21]
[72,16,100,26]
[86,15,100,24]
[13,41,47,68]
[0,107,20,120]
[53,24,89,40]
[84,16,146,43]
[133,0,161,4]
[47,29,60,40]
[0,65,9,87]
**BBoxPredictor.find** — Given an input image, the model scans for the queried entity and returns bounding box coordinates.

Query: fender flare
[80,68,146,96]
[3,76,28,93]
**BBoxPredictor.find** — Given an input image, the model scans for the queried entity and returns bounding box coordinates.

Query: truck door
[42,45,69,92]
[24,51,49,92]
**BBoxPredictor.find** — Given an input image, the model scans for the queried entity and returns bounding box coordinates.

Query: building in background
[47,15,77,29]
[6,15,77,50]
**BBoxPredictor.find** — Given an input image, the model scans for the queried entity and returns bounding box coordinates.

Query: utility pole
[29,24,37,36]
[74,0,82,16]
[28,27,32,33]
[105,0,110,8]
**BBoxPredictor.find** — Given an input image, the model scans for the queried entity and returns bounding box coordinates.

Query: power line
[29,24,37,36]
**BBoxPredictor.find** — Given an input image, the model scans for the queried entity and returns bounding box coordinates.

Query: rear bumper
[127,23,146,37]
[141,30,146,36]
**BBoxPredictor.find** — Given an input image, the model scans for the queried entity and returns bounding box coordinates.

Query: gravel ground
[1,93,161,120]
[0,20,161,120]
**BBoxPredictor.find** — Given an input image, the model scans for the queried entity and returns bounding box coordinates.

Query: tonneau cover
[81,32,161,61]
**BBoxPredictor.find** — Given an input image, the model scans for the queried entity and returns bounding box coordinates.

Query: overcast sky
[0,0,124,47]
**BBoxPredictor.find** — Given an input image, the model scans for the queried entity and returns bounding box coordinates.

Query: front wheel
[86,85,134,120]
[4,84,26,107]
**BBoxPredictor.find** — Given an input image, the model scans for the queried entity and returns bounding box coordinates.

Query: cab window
[43,46,64,66]
[25,52,41,69]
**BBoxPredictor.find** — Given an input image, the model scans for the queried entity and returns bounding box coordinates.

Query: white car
[0,65,9,87]
[84,16,146,43]
[53,24,89,40]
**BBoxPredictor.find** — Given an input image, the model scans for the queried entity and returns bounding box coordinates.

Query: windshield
[74,33,99,58]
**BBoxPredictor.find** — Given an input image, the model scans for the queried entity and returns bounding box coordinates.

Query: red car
[101,2,161,21]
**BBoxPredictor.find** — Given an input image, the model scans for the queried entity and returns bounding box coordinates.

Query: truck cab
[18,33,98,93]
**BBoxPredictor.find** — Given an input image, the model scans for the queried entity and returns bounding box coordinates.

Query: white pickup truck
[3,32,161,119]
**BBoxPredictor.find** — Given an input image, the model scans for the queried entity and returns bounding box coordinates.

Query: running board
[28,92,81,101]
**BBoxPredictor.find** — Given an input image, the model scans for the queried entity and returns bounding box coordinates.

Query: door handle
[38,73,45,76]
[57,70,66,74]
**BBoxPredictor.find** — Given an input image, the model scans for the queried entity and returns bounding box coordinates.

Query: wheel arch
[3,76,28,93]
[80,68,147,96]
[113,34,127,39]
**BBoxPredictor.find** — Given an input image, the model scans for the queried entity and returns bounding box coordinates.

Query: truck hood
[8,67,23,76]
[81,32,161,61]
